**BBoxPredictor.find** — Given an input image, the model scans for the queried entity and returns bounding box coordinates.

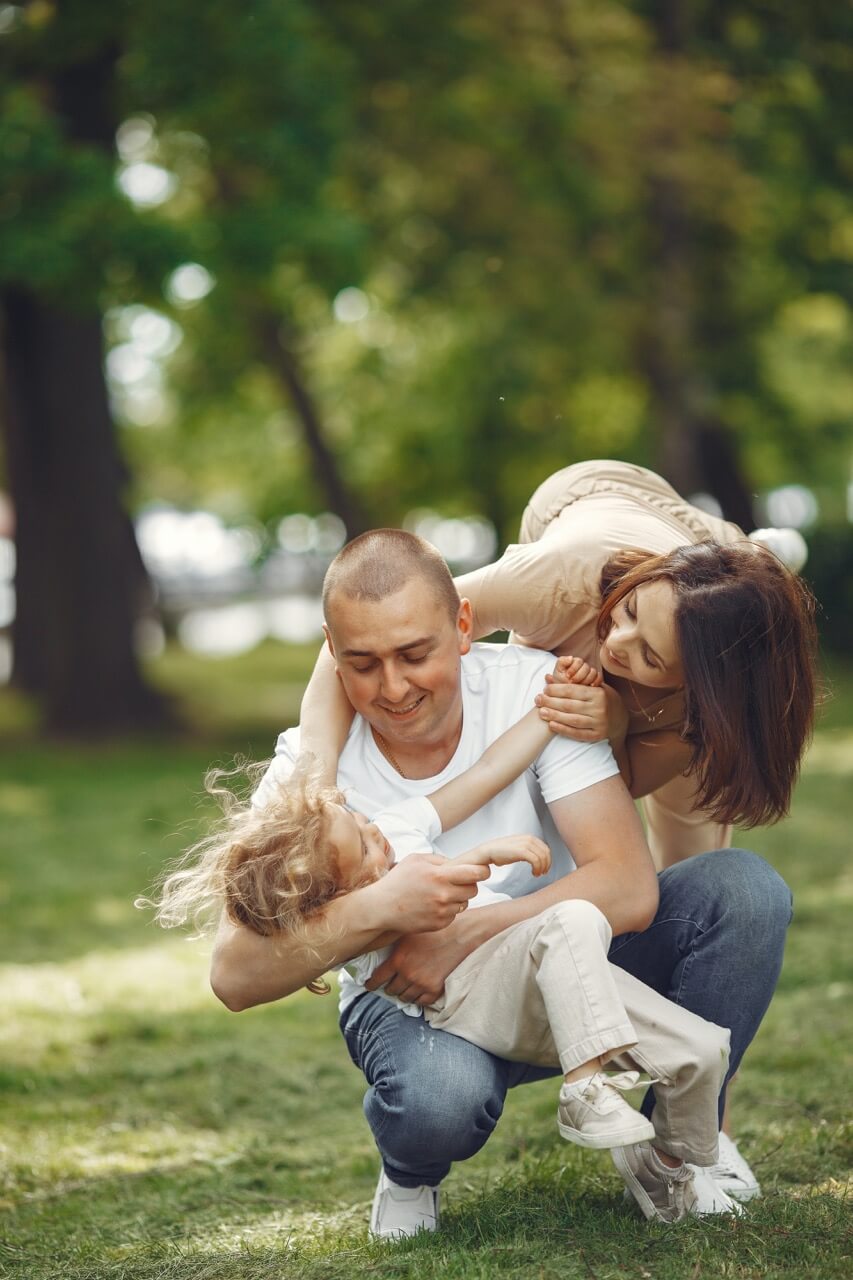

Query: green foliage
[2,1,852,531]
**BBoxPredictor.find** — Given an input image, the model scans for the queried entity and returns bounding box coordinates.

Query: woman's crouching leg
[611,967,730,1167]
[340,993,510,1188]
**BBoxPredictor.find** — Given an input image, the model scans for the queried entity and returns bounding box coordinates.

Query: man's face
[324,579,472,750]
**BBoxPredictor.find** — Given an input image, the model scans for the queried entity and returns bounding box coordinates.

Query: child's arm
[429,656,601,832]
[450,833,552,878]
[298,644,354,786]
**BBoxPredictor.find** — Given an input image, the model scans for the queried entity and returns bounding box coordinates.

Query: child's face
[325,804,397,891]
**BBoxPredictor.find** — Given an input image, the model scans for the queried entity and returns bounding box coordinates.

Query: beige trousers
[426,900,729,1165]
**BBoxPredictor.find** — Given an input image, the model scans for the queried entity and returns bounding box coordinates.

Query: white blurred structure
[748,527,809,574]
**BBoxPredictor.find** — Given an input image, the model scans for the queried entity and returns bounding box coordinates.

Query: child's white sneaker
[558,1070,656,1149]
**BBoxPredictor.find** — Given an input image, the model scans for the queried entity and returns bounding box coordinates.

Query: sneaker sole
[558,1116,657,1149]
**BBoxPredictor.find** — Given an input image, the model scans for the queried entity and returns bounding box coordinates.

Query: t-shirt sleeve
[534,733,620,804]
[372,796,442,860]
[504,649,620,804]
[250,728,300,811]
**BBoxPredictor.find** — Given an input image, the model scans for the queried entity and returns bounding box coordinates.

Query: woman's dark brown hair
[598,541,819,829]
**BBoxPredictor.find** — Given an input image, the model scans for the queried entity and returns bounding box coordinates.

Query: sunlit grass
[0,648,850,1279]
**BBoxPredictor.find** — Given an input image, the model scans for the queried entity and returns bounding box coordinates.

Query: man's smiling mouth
[381,695,426,717]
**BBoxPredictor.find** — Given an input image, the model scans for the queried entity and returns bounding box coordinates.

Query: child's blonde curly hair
[145,757,346,994]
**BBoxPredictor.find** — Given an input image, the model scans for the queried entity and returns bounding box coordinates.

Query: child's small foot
[557,1070,656,1149]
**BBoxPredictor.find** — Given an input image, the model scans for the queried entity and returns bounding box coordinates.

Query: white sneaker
[704,1132,761,1202]
[558,1070,657,1149]
[369,1170,440,1241]
[690,1164,745,1217]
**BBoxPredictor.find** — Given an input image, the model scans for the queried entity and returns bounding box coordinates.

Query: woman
[455,460,817,868]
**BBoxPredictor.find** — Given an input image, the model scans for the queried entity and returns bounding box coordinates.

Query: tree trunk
[254,311,368,538]
[1,288,167,734]
[641,0,754,527]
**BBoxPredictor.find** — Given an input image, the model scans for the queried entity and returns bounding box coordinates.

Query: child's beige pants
[426,899,729,1166]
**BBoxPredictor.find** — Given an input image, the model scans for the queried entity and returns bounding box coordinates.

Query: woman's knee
[663,847,792,940]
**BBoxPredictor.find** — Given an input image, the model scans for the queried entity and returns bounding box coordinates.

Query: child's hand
[551,655,603,687]
[465,835,551,876]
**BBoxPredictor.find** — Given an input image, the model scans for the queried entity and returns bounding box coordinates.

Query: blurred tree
[0,3,176,733]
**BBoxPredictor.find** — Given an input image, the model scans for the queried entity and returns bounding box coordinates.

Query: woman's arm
[298,643,354,785]
[429,658,600,831]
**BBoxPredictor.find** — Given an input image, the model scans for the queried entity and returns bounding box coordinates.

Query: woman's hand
[536,658,629,745]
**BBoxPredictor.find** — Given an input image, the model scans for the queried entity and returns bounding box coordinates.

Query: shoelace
[579,1070,642,1109]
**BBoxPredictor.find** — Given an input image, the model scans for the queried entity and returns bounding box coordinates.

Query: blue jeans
[339,848,792,1188]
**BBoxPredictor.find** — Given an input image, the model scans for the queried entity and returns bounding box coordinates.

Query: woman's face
[600,579,683,691]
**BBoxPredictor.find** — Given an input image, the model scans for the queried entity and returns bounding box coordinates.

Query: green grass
[0,646,851,1280]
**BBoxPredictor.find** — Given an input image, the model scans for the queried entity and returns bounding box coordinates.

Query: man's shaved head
[322,529,461,624]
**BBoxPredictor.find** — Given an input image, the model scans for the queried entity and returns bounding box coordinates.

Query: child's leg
[427,899,637,1073]
[608,967,730,1167]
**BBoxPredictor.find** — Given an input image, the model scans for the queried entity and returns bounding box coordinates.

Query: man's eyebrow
[341,637,434,658]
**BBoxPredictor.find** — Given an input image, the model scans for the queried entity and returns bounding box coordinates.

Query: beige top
[456,460,746,739]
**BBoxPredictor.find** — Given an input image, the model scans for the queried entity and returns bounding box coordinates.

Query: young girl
[153,657,736,1222]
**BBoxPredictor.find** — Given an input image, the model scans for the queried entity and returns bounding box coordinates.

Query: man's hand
[463,834,551,877]
[365,913,480,1007]
[369,853,490,934]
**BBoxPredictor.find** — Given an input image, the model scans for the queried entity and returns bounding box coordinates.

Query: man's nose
[380,664,410,702]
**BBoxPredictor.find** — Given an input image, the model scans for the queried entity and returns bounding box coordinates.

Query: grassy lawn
[0,644,850,1280]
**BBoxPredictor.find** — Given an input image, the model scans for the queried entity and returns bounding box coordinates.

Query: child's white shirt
[343,794,511,1018]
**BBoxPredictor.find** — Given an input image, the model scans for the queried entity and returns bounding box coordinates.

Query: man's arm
[430,659,599,831]
[365,772,658,1006]
[210,852,491,1011]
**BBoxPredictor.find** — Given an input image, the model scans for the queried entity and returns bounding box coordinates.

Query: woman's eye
[625,595,636,619]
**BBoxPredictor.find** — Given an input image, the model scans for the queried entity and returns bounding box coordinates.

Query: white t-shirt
[345,795,512,1018]
[255,643,620,1013]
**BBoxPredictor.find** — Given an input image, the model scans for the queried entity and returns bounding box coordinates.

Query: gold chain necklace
[627,681,667,727]
[373,729,408,777]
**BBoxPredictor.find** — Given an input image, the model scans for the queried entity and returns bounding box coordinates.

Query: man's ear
[322,623,337,663]
[456,598,474,655]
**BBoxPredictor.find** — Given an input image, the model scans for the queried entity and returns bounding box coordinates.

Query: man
[211,530,791,1238]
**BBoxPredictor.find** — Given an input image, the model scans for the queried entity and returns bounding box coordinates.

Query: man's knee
[364,1031,506,1165]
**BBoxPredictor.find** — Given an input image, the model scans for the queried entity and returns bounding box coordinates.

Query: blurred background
[0,0,851,737]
